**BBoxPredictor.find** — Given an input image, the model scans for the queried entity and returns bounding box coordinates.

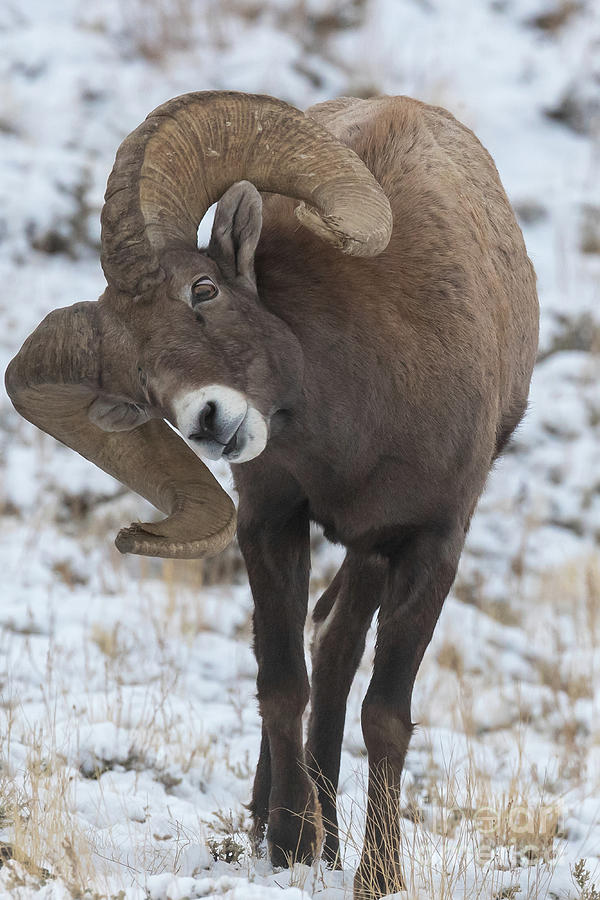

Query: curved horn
[4,302,236,559]
[101,91,393,296]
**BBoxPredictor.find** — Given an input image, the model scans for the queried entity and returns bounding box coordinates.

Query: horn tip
[115,517,237,559]
[295,202,392,257]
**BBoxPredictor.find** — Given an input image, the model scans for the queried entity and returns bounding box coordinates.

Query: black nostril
[197,401,216,437]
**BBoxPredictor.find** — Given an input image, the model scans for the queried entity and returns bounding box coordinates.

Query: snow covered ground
[0,0,599,897]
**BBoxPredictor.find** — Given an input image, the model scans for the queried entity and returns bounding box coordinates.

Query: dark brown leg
[306,552,384,867]
[236,480,320,867]
[354,527,464,900]
[248,725,271,850]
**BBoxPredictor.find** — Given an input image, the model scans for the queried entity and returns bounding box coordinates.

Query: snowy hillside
[0,0,599,898]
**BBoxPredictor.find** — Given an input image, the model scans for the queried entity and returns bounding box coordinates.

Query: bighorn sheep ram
[6,91,538,898]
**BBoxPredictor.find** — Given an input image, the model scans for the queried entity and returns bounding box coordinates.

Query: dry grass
[1,476,598,898]
[0,561,241,892]
[206,809,248,866]
[326,750,562,900]
[535,555,600,645]
[572,858,600,899]
[538,313,600,361]
[436,639,465,678]
[119,0,196,61]
[0,732,93,891]
[0,704,242,890]
[114,0,369,65]
[527,1,582,34]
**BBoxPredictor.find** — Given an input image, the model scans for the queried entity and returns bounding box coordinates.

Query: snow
[1,0,600,898]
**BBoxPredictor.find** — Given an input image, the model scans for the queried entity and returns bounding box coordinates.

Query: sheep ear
[88,396,150,432]
[209,180,262,283]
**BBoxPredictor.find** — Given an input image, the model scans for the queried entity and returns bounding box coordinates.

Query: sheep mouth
[222,428,240,457]
[188,407,269,464]
[188,420,241,457]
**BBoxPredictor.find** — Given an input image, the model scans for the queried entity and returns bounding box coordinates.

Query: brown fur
[10,94,538,899]
[233,96,538,896]
[100,96,537,897]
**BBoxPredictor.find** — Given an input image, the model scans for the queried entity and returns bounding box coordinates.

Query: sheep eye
[191,277,218,305]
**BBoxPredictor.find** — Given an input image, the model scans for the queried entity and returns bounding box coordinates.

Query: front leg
[236,472,321,866]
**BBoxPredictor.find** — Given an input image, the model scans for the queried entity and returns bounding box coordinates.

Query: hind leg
[248,724,271,850]
[355,526,464,899]
[306,552,384,866]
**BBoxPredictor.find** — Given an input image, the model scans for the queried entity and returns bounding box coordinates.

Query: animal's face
[5,90,391,559]
[93,183,304,464]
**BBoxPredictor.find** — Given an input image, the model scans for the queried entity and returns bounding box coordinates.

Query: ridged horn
[4,302,236,559]
[101,91,393,296]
